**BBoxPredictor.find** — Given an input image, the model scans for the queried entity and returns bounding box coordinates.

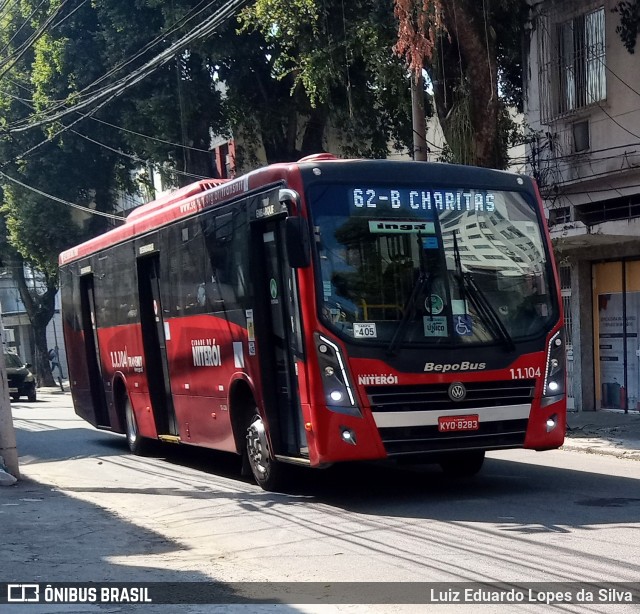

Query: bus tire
[439,450,485,477]
[124,396,153,456]
[245,413,286,491]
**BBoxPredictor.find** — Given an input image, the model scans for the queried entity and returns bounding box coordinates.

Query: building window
[549,206,571,225]
[572,120,590,152]
[539,5,606,122]
[556,7,606,115]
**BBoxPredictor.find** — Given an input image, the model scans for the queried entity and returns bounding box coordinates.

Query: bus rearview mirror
[285,217,310,268]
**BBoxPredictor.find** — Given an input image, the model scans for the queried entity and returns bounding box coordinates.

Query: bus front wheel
[245,413,285,491]
[124,397,153,456]
[439,450,485,477]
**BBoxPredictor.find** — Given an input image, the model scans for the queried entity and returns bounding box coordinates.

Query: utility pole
[0,317,19,482]
[411,72,428,162]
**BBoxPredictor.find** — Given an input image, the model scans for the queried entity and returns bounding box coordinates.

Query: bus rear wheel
[245,413,285,491]
[124,396,153,455]
[439,450,485,477]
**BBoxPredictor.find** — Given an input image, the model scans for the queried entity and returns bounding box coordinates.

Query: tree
[0,0,421,384]
[394,0,528,168]
[613,0,640,53]
[225,0,416,163]
[91,0,226,184]
[0,1,126,383]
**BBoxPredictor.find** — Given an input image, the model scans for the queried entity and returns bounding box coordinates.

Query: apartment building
[525,0,640,412]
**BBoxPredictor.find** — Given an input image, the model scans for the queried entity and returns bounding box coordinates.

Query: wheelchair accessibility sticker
[455,314,473,336]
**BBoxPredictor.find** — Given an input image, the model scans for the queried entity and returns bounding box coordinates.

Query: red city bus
[59,155,566,490]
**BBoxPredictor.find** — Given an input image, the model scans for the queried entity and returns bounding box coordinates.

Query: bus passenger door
[79,274,110,427]
[137,255,179,439]
[254,219,305,457]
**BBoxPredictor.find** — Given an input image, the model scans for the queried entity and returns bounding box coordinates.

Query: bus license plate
[438,415,479,432]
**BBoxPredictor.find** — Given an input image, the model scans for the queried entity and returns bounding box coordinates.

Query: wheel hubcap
[246,415,270,476]
[126,404,137,444]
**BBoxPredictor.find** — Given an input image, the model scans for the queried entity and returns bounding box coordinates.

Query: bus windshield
[308,182,557,347]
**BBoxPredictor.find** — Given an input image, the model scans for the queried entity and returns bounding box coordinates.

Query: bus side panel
[172,395,235,451]
[163,314,265,452]
[95,324,151,436]
[164,315,240,451]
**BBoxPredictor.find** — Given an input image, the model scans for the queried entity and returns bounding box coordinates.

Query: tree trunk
[301,104,328,156]
[429,0,502,169]
[180,116,219,184]
[12,258,57,387]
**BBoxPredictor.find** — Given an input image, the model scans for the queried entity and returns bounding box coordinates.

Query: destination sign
[352,187,496,213]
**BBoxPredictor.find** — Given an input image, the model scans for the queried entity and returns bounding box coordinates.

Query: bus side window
[207,276,236,308]
[203,210,241,312]
[175,221,213,316]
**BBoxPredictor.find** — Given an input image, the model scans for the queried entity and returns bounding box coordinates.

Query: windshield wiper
[452,232,515,351]
[387,233,431,356]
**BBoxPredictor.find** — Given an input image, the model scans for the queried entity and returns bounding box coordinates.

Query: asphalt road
[4,390,640,613]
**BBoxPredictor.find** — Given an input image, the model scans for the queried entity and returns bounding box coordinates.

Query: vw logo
[448,382,466,402]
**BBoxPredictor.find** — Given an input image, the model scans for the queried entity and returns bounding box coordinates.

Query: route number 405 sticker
[354,323,377,338]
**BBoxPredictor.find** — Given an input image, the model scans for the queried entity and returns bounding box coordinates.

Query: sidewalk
[564,408,640,460]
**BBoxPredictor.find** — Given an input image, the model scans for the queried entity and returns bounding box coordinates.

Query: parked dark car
[4,352,36,402]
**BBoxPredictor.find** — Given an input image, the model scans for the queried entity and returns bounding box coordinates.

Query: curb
[36,386,69,394]
[562,437,640,461]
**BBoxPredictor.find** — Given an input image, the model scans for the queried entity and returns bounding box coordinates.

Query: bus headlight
[315,333,360,416]
[542,330,565,407]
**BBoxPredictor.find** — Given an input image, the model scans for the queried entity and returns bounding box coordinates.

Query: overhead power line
[0,79,215,181]
[70,129,212,181]
[5,0,250,134]
[0,0,49,61]
[89,116,211,153]
[0,169,126,220]
[0,0,216,109]
[3,0,249,168]
[0,1,249,214]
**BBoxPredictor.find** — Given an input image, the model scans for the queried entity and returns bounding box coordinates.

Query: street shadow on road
[14,425,130,464]
[16,422,640,538]
[43,447,640,588]
[0,479,307,610]
[54,432,640,531]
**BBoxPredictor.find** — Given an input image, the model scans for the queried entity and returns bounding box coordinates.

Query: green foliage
[613,0,640,54]
[493,0,529,112]
[0,0,419,281]
[0,0,125,361]
[239,0,331,103]
[234,0,415,159]
[0,0,527,373]
[1,186,81,279]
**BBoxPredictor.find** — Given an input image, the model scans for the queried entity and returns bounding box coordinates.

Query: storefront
[593,261,640,412]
